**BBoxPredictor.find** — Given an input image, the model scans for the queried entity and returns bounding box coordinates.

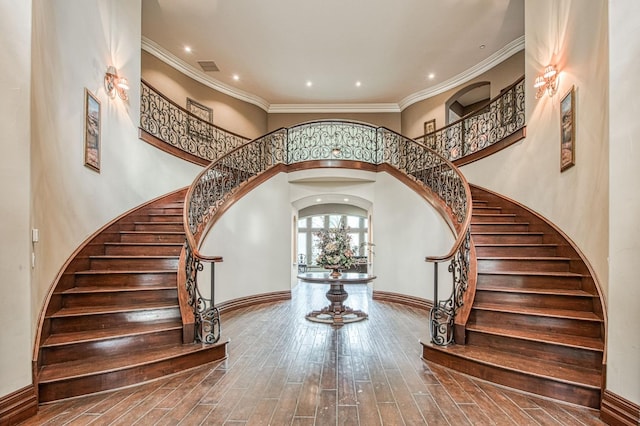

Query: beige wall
[401,51,525,139]
[142,51,268,140]
[0,0,33,397]
[268,112,401,133]
[30,0,201,368]
[608,0,640,406]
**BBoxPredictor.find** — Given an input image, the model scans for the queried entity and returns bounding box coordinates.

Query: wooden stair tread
[425,343,601,389]
[89,255,179,260]
[472,231,543,235]
[48,301,178,317]
[477,270,588,278]
[477,256,572,261]
[131,221,183,225]
[42,320,182,347]
[472,214,517,218]
[476,286,594,297]
[473,302,603,321]
[119,231,184,234]
[38,343,217,383]
[62,285,176,294]
[465,324,604,352]
[104,242,183,246]
[75,269,177,276]
[474,243,558,248]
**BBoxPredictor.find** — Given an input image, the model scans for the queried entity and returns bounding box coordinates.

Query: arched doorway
[445,81,491,125]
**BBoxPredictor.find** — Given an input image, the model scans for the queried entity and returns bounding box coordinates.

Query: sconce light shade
[534,64,558,99]
[104,66,129,100]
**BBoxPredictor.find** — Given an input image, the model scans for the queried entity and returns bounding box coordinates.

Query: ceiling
[141,0,524,111]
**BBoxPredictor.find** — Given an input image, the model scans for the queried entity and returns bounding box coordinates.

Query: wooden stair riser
[421,345,600,409]
[119,232,185,243]
[474,290,595,312]
[40,328,183,366]
[464,330,603,370]
[125,214,183,223]
[38,345,227,403]
[89,256,179,270]
[477,273,585,291]
[472,206,503,214]
[133,223,184,232]
[477,258,571,273]
[50,307,181,334]
[469,310,602,339]
[474,245,558,257]
[145,207,183,215]
[471,223,529,232]
[61,289,178,308]
[104,243,183,256]
[74,271,177,288]
[472,233,544,244]
[471,214,517,223]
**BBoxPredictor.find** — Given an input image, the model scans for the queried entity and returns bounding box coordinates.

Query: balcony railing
[182,121,472,346]
[416,76,525,163]
[140,80,249,164]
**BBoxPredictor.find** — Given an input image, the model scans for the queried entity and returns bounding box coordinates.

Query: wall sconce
[534,65,558,99]
[104,66,129,100]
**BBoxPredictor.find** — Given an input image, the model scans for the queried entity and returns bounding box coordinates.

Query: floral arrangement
[314,223,355,269]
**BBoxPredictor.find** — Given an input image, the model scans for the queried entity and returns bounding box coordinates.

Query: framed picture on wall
[84,88,101,172]
[186,98,213,123]
[560,86,575,172]
[423,118,436,148]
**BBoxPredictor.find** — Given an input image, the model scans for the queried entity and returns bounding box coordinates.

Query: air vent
[197,60,220,72]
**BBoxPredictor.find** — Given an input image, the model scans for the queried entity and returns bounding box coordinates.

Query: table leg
[306,282,368,327]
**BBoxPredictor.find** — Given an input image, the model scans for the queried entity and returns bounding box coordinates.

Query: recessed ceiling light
[428,73,435,80]
[184,46,192,53]
[344,198,349,202]
[355,81,361,87]
[479,44,486,49]
[232,74,240,81]
[316,198,322,202]
[306,81,313,87]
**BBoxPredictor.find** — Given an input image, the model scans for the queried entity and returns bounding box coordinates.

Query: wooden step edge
[477,270,588,278]
[61,285,177,294]
[38,341,228,384]
[422,342,602,390]
[46,302,179,319]
[474,243,559,248]
[471,231,544,235]
[472,222,530,225]
[74,269,178,276]
[42,321,183,348]
[476,286,596,297]
[88,255,180,260]
[129,222,184,225]
[477,256,573,261]
[473,303,604,322]
[119,231,185,235]
[103,242,184,246]
[465,324,604,352]
[472,213,518,217]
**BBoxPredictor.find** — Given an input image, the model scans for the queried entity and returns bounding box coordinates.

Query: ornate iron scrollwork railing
[417,77,525,162]
[140,80,249,163]
[179,120,474,345]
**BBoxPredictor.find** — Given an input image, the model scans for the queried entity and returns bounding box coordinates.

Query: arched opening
[445,81,491,125]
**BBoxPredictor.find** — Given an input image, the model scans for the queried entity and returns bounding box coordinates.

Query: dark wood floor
[21,283,605,425]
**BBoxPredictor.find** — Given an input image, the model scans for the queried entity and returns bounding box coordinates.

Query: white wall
[461,1,609,296]
[0,0,33,397]
[200,169,454,305]
[608,0,640,406]
[200,174,292,304]
[30,0,201,349]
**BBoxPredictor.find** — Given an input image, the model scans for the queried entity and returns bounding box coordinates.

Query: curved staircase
[35,189,227,403]
[423,185,605,408]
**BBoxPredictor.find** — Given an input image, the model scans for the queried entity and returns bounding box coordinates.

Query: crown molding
[268,103,401,114]
[142,37,271,112]
[397,36,525,110]
[142,35,523,114]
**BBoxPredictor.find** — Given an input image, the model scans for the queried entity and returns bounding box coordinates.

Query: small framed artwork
[423,118,436,148]
[187,98,213,123]
[560,86,575,172]
[84,88,101,172]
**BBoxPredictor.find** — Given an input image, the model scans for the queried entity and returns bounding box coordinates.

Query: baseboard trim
[372,291,433,311]
[600,389,640,426]
[217,291,292,315]
[0,385,38,426]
